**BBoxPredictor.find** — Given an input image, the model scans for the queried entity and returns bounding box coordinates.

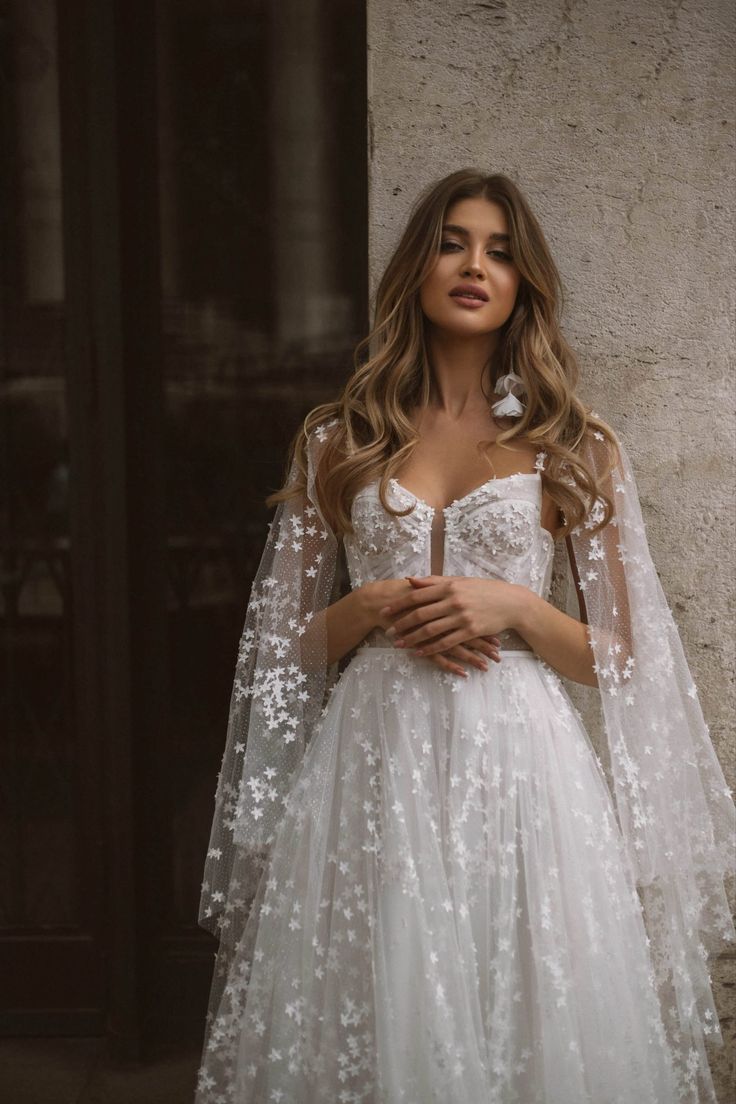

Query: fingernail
[394,639,406,648]
[380,606,392,615]
[385,626,396,637]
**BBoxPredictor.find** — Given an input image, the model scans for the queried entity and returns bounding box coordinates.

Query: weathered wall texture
[367,0,735,1096]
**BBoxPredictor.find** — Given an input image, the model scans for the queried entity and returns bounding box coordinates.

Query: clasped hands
[366,574,524,679]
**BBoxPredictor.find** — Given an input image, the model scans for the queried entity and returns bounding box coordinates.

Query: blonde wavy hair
[267,168,619,540]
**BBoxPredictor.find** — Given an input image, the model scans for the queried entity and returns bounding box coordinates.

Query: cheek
[495,270,521,304]
[419,267,447,309]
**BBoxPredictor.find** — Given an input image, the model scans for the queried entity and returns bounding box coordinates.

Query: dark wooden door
[0,0,366,1059]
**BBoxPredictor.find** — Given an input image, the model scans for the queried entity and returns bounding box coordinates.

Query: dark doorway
[0,0,367,1076]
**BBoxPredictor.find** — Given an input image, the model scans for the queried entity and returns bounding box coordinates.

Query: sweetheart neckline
[388,471,541,515]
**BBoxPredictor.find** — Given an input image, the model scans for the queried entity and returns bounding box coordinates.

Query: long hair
[267,168,619,539]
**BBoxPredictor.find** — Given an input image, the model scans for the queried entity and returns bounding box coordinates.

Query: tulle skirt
[194,646,683,1104]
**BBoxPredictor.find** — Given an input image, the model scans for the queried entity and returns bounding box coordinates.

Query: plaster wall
[367,0,735,1097]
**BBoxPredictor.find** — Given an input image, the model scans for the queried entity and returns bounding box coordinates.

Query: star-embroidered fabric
[567,422,735,1100]
[195,419,734,1104]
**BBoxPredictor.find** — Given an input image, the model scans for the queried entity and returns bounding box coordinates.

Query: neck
[424,325,498,419]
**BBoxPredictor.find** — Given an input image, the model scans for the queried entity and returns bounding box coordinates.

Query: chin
[439,314,498,335]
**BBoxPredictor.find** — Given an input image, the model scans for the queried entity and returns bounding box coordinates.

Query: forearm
[298,592,372,672]
[510,587,599,688]
[300,582,405,670]
[323,588,376,665]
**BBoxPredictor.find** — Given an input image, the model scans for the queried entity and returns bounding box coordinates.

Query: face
[419,196,522,342]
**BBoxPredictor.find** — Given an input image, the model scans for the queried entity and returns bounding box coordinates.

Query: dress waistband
[355,646,537,659]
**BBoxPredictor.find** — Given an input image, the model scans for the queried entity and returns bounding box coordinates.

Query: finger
[449,644,488,671]
[389,599,456,636]
[474,640,503,662]
[477,644,502,664]
[379,583,446,618]
[466,638,501,661]
[427,653,468,678]
[414,633,503,662]
[406,575,440,588]
[412,629,471,657]
[447,641,502,665]
[464,634,502,649]
[394,615,460,648]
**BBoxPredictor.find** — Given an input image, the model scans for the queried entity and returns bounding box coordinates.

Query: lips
[449,284,488,301]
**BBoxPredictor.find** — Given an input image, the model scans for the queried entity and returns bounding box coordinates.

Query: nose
[461,251,485,278]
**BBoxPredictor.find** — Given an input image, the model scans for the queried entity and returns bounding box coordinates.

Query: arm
[510,584,598,687]
[511,436,634,688]
[507,530,598,687]
[378,569,599,688]
[324,588,376,665]
[322,579,482,667]
[378,450,629,689]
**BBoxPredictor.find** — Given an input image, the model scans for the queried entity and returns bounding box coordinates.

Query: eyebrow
[441,222,511,243]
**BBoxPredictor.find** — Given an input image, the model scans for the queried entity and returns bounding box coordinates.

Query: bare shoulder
[493,433,544,464]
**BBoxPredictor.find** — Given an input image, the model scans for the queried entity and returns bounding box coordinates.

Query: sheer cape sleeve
[566,421,735,1094]
[198,421,340,954]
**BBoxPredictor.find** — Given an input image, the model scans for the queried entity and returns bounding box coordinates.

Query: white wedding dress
[194,466,698,1103]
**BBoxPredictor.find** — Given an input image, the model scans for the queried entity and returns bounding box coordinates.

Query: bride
[194,169,734,1103]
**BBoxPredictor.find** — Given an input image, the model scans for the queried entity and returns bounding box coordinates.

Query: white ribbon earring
[491,370,526,417]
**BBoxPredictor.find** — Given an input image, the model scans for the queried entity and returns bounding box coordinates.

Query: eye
[439,240,513,262]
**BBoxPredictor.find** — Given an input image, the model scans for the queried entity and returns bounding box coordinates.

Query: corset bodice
[344,469,555,651]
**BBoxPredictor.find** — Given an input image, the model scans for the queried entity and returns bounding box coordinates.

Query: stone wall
[367,0,735,1097]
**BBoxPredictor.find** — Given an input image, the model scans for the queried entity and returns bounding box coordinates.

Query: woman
[195,170,734,1103]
